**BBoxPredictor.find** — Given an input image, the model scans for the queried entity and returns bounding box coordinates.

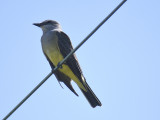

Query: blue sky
[1,0,160,120]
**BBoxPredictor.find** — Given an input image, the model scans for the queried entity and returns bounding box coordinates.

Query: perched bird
[33,20,102,108]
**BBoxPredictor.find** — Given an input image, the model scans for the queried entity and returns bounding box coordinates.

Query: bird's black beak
[33,23,41,27]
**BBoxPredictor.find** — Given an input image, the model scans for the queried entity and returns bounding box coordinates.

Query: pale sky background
[1,0,160,120]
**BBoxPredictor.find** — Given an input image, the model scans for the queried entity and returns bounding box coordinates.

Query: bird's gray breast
[41,30,63,65]
[41,31,59,52]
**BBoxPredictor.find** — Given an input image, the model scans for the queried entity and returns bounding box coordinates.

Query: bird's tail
[80,82,102,108]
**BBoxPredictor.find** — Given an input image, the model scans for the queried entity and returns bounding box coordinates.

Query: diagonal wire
[3,0,127,119]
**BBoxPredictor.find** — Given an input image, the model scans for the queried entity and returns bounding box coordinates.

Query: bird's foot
[57,62,63,69]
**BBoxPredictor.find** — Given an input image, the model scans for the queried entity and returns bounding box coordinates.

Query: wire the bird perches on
[3,0,127,119]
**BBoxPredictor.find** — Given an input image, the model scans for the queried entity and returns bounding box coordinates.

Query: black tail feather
[80,82,102,108]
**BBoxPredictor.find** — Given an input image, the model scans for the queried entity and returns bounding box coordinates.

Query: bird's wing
[43,51,78,96]
[56,31,86,86]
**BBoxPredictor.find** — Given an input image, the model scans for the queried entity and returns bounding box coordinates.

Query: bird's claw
[57,62,63,69]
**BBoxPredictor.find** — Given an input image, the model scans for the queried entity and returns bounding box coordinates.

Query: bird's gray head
[33,20,61,33]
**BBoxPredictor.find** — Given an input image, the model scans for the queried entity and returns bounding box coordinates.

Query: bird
[33,20,102,108]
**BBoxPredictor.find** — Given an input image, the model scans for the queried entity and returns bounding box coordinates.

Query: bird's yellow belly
[46,50,86,91]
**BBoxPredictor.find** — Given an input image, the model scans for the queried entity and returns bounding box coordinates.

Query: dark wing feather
[56,31,86,86]
[54,70,78,96]
[43,52,78,96]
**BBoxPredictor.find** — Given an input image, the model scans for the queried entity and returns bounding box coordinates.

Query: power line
[3,0,127,119]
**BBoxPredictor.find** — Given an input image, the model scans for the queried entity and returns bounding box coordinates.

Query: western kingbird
[33,20,102,108]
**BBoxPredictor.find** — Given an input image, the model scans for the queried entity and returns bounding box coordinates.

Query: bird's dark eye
[44,21,49,24]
